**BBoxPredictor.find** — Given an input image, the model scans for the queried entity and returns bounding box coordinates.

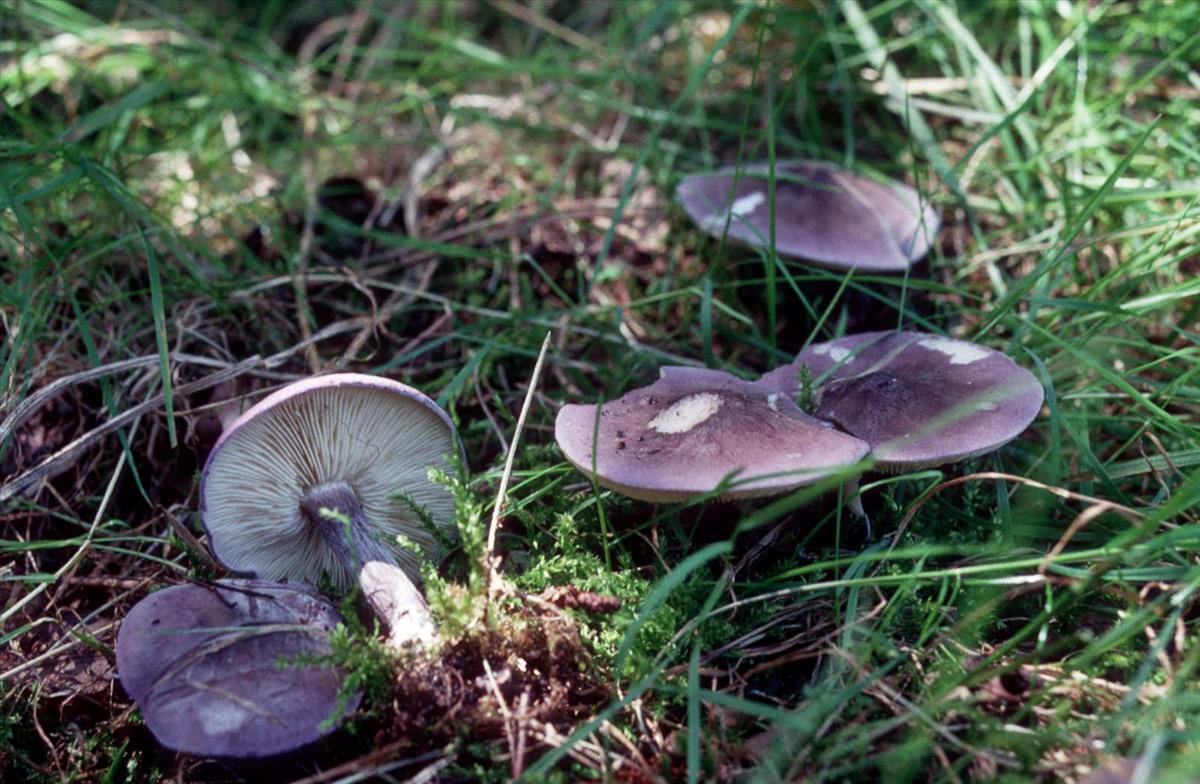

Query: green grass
[3,0,1200,781]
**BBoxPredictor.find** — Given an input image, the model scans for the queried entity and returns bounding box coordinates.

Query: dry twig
[485,331,553,606]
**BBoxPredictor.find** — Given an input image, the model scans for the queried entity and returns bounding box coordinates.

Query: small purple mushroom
[555,366,870,502]
[116,579,357,758]
[760,330,1044,470]
[675,160,940,272]
[200,373,461,591]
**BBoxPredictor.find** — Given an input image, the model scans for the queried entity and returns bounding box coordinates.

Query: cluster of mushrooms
[118,375,457,756]
[557,330,1042,503]
[557,161,1042,503]
[116,160,1043,759]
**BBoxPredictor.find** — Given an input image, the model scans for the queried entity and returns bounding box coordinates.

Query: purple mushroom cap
[760,331,1043,471]
[555,366,870,502]
[200,373,461,590]
[675,160,940,271]
[116,579,358,758]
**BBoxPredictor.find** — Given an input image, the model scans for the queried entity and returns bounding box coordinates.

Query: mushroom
[200,373,461,591]
[359,559,437,649]
[116,579,358,758]
[759,330,1044,470]
[555,366,870,502]
[675,160,940,272]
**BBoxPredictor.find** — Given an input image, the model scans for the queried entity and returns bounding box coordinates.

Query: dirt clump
[378,603,607,751]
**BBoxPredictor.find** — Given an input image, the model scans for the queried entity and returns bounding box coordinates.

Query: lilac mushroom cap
[760,331,1043,471]
[675,160,940,272]
[555,366,870,502]
[116,579,357,758]
[200,373,460,591]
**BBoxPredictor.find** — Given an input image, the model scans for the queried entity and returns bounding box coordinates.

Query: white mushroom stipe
[918,337,989,365]
[648,393,724,434]
[359,561,437,650]
[843,478,871,539]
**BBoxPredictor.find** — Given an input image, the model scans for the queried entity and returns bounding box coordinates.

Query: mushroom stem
[359,561,437,650]
[843,477,872,538]
[301,481,397,575]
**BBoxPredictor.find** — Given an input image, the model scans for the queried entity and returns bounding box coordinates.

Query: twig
[0,357,263,503]
[487,0,609,60]
[294,18,344,374]
[485,331,553,605]
[482,659,521,779]
[330,286,415,369]
[329,2,372,98]
[345,1,413,103]
[888,470,1145,556]
[1038,502,1124,575]
[475,370,510,455]
[527,718,627,775]
[1,413,138,627]
[293,157,320,373]
[0,617,121,684]
[514,688,531,779]
[390,305,454,362]
[285,746,448,784]
[231,272,697,367]
[31,685,61,774]
[56,576,148,590]
[163,504,222,573]
[0,352,259,443]
[362,197,654,267]
[379,144,447,234]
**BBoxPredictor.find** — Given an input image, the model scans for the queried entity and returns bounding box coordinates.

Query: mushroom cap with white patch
[116,579,357,758]
[675,160,940,272]
[555,366,870,502]
[761,331,1043,470]
[200,373,461,590]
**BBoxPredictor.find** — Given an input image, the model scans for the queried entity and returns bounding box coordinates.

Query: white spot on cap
[813,344,851,362]
[977,401,997,411]
[200,703,249,735]
[767,393,779,412]
[918,337,989,365]
[701,191,765,230]
[728,191,765,216]
[648,393,723,434]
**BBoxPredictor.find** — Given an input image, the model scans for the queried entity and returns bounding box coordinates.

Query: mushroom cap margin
[555,370,870,502]
[675,160,940,272]
[198,373,463,588]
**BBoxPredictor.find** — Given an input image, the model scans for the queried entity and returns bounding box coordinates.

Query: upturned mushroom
[675,160,939,272]
[116,579,357,758]
[555,366,870,502]
[200,373,461,591]
[759,330,1044,470]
